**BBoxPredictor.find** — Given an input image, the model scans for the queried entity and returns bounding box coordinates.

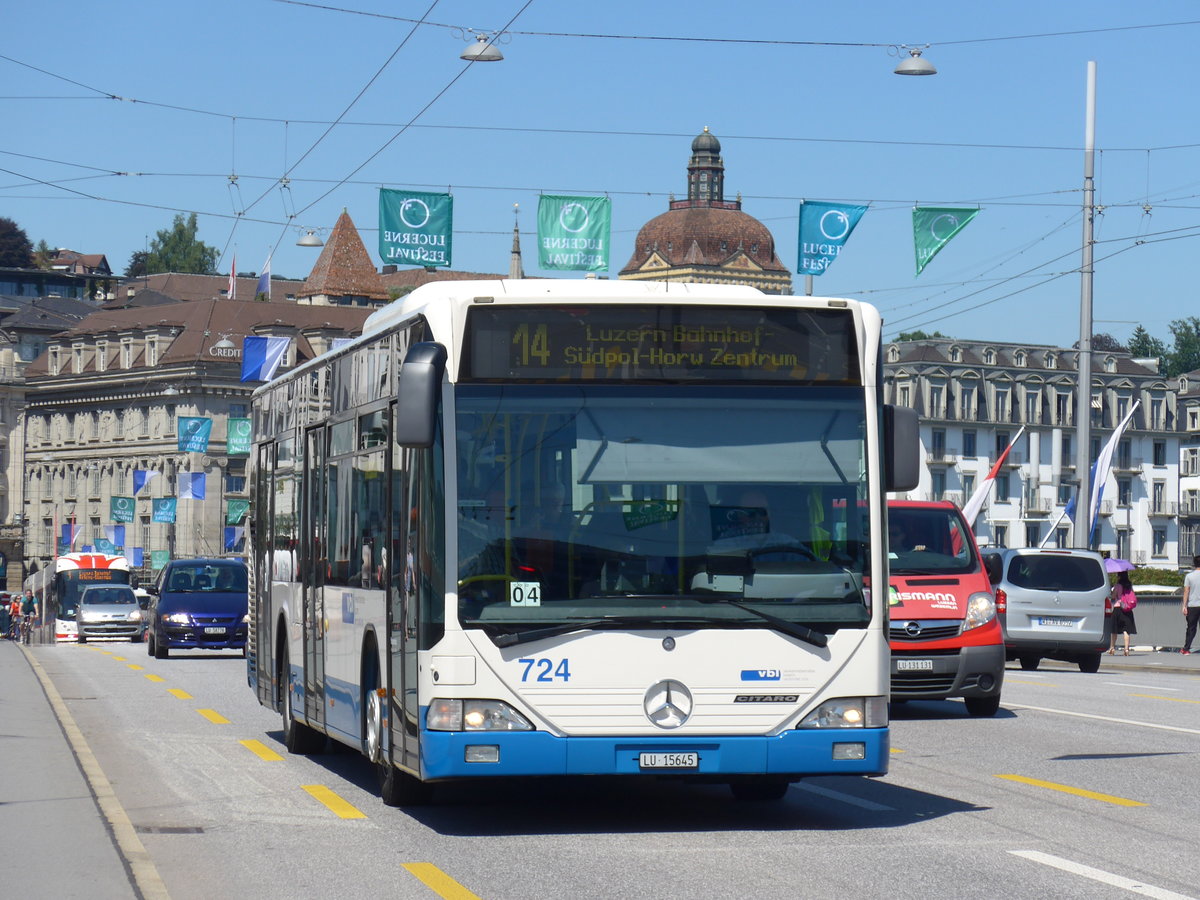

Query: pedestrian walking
[1181,555,1200,656]
[1108,572,1138,657]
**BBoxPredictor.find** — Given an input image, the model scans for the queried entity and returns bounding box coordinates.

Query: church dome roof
[691,127,721,154]
[620,206,788,275]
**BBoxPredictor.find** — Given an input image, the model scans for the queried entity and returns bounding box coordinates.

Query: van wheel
[1018,654,1041,671]
[1078,653,1102,674]
[965,695,1001,717]
[154,635,168,659]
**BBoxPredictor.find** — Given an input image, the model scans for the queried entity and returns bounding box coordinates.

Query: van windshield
[887,506,977,575]
[1008,555,1105,591]
[82,588,136,605]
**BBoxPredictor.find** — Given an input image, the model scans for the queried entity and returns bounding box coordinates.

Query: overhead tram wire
[290,0,537,218]
[238,0,446,217]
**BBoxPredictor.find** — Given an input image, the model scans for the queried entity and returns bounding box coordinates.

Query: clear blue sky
[5,1,1200,347]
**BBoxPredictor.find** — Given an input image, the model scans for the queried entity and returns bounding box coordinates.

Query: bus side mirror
[884,404,920,492]
[395,342,448,448]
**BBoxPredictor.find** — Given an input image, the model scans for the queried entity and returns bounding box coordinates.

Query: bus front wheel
[280,646,323,754]
[379,760,432,807]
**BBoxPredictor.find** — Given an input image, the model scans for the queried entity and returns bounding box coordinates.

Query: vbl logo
[740,669,781,682]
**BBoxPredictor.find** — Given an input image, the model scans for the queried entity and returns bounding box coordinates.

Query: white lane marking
[1010,850,1196,900]
[796,782,895,811]
[1012,703,1200,736]
[1106,681,1180,691]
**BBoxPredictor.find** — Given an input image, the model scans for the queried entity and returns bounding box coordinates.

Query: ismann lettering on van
[886,500,1004,717]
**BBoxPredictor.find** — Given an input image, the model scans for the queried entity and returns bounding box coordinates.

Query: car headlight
[128,610,142,622]
[164,612,190,625]
[963,592,997,631]
[797,697,888,729]
[426,699,534,732]
[80,611,102,622]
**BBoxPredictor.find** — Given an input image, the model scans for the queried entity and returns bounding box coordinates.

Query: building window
[962,473,975,499]
[995,389,1009,421]
[996,473,1010,502]
[931,428,946,459]
[73,345,84,373]
[1104,356,1116,373]
[959,386,975,420]
[1058,482,1073,504]
[1153,440,1166,466]
[930,385,944,417]
[96,342,107,372]
[1025,523,1040,547]
[1014,350,1026,367]
[932,470,946,500]
[950,346,962,363]
[1045,352,1056,369]
[49,347,61,375]
[1190,409,1200,431]
[1117,439,1132,470]
[1055,526,1069,548]
[225,472,247,493]
[1061,434,1072,468]
[963,430,977,458]
[1153,528,1167,557]
[146,337,158,367]
[994,525,1008,548]
[996,431,1011,458]
[1117,529,1130,559]
[887,346,900,363]
[898,384,911,406]
[1056,393,1071,424]
[1117,477,1132,507]
[230,403,248,418]
[121,340,133,368]
[1025,391,1039,423]
[983,349,996,365]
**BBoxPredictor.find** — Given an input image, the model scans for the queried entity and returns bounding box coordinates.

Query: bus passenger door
[389,432,414,772]
[303,426,327,727]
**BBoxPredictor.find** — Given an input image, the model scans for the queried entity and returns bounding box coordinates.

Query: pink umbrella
[1105,557,1134,573]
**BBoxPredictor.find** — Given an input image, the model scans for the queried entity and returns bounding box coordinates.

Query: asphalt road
[4,638,1199,899]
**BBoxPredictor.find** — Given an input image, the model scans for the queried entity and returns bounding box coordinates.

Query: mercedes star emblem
[644,679,693,729]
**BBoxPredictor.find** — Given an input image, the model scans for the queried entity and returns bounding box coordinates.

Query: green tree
[1166,316,1200,377]
[1127,324,1167,364]
[144,213,218,275]
[895,330,948,341]
[125,250,149,277]
[32,239,54,269]
[0,216,34,267]
[1089,332,1126,352]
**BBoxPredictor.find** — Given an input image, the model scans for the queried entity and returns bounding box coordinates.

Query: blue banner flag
[241,336,290,382]
[798,201,868,276]
[179,472,206,500]
[133,470,159,495]
[132,548,145,567]
[178,417,212,452]
[255,255,271,300]
[105,525,126,549]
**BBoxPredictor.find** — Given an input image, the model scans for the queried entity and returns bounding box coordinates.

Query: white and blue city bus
[247,279,919,805]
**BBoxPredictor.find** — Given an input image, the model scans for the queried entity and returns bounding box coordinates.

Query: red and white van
[886,500,1004,717]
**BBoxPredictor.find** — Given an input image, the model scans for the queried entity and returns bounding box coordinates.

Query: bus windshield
[456,384,871,637]
[57,569,131,618]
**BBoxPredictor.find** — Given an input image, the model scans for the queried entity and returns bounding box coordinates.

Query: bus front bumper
[419,727,889,780]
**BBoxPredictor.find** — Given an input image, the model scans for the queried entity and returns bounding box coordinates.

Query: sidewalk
[0,639,141,898]
[1031,646,1200,677]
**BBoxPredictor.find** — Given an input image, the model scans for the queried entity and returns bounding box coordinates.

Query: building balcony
[1180,499,1200,518]
[1133,550,1148,565]
[1097,500,1114,517]
[1149,501,1178,517]
[926,448,958,465]
[1112,457,1143,473]
[999,451,1024,467]
[1023,496,1056,516]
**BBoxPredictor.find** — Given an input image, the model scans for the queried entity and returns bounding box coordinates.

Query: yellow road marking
[402,863,482,899]
[167,688,192,699]
[240,739,283,761]
[890,747,904,754]
[144,674,165,683]
[197,709,230,724]
[996,774,1146,807]
[111,656,127,662]
[1132,693,1200,705]
[302,785,366,819]
[127,664,144,671]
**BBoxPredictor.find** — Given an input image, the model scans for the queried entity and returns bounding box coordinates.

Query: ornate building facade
[885,337,1184,568]
[619,128,793,294]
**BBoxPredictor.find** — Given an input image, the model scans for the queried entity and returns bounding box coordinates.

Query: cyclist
[20,589,39,644]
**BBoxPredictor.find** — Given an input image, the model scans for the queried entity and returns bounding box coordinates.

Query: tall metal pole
[1074,61,1097,548]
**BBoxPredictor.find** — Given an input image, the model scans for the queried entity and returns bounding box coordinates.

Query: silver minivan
[983,548,1111,673]
[76,584,144,643]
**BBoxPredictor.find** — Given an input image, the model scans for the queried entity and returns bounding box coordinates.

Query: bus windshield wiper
[477,615,718,648]
[691,596,829,649]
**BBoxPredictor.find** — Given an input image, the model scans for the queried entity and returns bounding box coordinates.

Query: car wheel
[146,631,154,655]
[154,633,168,659]
[965,695,1001,717]
[280,645,323,754]
[1018,654,1040,671]
[1077,653,1102,674]
[730,778,790,802]
[131,632,143,644]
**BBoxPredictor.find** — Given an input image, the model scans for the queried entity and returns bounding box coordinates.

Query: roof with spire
[297,210,389,301]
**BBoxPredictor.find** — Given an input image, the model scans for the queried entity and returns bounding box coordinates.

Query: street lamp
[894,45,937,76]
[1074,62,1098,549]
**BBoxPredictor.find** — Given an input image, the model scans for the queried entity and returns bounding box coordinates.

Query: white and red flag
[961,425,1025,527]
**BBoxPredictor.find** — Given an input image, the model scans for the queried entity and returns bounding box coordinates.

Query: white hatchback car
[984,548,1111,673]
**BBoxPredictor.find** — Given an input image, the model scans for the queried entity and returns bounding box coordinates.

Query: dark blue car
[147,558,248,658]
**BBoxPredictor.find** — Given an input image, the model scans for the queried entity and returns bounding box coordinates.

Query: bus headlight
[963,592,997,631]
[426,699,534,732]
[797,697,887,729]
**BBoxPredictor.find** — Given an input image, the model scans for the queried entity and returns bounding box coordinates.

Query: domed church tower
[619,128,793,294]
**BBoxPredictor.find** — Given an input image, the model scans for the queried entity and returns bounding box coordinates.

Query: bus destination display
[463,305,859,383]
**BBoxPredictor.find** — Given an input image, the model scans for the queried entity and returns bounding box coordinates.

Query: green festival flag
[913,207,979,276]
[227,417,252,456]
[226,499,250,525]
[537,194,611,272]
[151,550,170,571]
[110,496,135,523]
[378,188,452,268]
